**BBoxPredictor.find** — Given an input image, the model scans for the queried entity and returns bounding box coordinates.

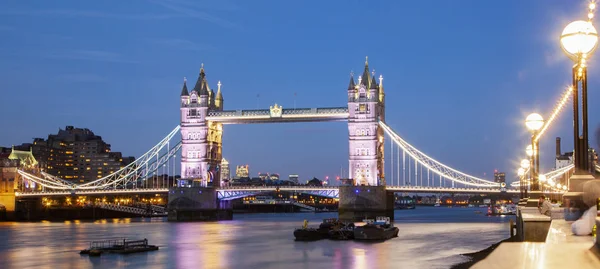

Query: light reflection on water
[0,207,513,269]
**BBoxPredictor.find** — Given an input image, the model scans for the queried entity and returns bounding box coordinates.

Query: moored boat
[293,227,325,241]
[328,222,355,240]
[294,219,350,241]
[293,219,335,241]
[354,217,399,241]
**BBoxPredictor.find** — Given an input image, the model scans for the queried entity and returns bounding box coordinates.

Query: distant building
[590,149,598,169]
[256,173,279,181]
[220,158,230,182]
[556,152,574,170]
[555,137,574,169]
[493,171,505,183]
[307,177,322,186]
[288,174,299,184]
[10,126,134,183]
[258,173,269,181]
[236,165,249,178]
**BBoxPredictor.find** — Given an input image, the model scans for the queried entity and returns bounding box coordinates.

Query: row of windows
[354,169,371,178]
[187,151,204,159]
[354,148,371,156]
[353,128,373,136]
[354,163,371,168]
[187,133,205,140]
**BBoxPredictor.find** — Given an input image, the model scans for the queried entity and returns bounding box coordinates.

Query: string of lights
[533,86,574,143]
[588,1,596,23]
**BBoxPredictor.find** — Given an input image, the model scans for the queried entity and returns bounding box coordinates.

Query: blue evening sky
[0,0,597,184]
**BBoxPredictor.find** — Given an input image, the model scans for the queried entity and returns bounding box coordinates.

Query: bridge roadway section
[14,186,517,199]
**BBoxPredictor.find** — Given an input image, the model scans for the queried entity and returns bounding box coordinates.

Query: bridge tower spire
[215,81,224,110]
[361,56,370,87]
[180,77,189,107]
[347,71,356,102]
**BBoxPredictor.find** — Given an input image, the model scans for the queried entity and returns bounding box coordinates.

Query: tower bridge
[7,58,574,221]
[178,57,386,188]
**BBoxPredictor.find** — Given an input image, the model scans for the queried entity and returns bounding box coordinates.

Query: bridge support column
[338,186,394,222]
[167,187,232,221]
[0,192,16,220]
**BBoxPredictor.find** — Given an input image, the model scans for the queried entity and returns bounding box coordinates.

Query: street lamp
[525,145,535,157]
[560,20,598,61]
[520,159,531,169]
[560,19,599,174]
[525,113,544,131]
[525,113,544,192]
[539,174,547,183]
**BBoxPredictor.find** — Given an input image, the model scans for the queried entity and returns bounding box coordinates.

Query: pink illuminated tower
[179,64,224,187]
[347,57,385,186]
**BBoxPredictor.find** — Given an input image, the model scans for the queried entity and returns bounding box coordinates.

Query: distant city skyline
[0,1,597,182]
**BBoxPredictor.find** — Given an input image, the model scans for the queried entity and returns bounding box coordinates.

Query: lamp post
[525,113,544,192]
[559,6,599,217]
[560,19,599,174]
[520,159,531,205]
[525,144,535,192]
[517,167,526,199]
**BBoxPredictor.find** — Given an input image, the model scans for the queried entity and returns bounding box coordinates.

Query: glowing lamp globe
[560,20,599,61]
[525,145,535,157]
[517,167,525,176]
[562,185,567,191]
[525,113,544,132]
[520,159,530,169]
[539,174,547,182]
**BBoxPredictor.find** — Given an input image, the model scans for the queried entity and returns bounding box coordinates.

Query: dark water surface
[0,207,513,269]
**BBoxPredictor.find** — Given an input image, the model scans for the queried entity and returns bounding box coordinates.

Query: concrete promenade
[473,210,600,268]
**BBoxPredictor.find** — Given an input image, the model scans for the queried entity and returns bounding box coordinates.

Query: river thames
[0,207,513,269]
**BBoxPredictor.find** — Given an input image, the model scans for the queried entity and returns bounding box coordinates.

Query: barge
[294,219,353,241]
[354,217,399,241]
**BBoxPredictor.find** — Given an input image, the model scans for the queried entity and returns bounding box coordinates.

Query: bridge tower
[347,57,385,186]
[180,65,224,187]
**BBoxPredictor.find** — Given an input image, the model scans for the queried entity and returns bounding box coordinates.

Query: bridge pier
[167,187,232,221]
[338,186,394,222]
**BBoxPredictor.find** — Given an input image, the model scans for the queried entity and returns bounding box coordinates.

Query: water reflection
[0,208,512,269]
